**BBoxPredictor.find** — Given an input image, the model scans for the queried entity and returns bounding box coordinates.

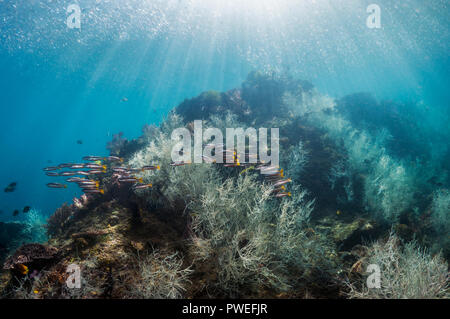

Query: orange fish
[17,264,29,275]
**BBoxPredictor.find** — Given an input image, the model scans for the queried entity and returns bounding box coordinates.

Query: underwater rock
[177,90,248,123]
[46,203,74,237]
[242,71,286,115]
[394,223,417,242]
[3,243,58,271]
[176,72,315,124]
[107,132,146,159]
[106,132,128,156]
[317,217,380,251]
[71,229,109,240]
[336,93,428,160]
[108,214,120,226]
[141,124,159,141]
[241,71,314,119]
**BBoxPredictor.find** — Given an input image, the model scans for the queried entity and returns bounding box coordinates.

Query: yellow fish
[240,166,255,175]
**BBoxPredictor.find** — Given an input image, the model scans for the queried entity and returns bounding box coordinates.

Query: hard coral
[3,243,58,270]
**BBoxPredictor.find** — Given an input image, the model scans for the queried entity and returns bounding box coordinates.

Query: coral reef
[0,209,48,268]
[126,250,193,299]
[1,71,448,299]
[3,243,58,275]
[346,233,449,299]
[46,204,73,237]
[106,132,128,156]
[106,132,144,158]
[188,175,337,296]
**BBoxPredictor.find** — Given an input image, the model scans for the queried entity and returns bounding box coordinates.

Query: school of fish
[43,146,292,200]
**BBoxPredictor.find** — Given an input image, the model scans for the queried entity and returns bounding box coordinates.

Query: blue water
[0,0,449,220]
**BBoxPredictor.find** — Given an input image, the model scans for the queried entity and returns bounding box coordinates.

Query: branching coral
[286,141,309,181]
[141,123,160,142]
[6,72,449,300]
[346,233,449,299]
[283,88,335,118]
[130,108,340,296]
[189,175,336,296]
[129,250,193,299]
[46,204,73,237]
[207,111,245,135]
[431,189,450,234]
[285,88,443,223]
[328,159,354,203]
[430,189,450,255]
[21,209,48,244]
[363,154,415,222]
[130,113,221,209]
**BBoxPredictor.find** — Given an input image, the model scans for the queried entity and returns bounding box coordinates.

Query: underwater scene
[0,0,449,301]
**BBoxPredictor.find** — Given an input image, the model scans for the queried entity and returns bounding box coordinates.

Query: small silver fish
[45,172,59,176]
[59,171,78,176]
[83,189,104,194]
[82,156,103,161]
[77,181,99,187]
[85,164,105,169]
[76,171,92,176]
[260,165,278,171]
[46,183,67,189]
[104,156,123,162]
[170,161,189,166]
[133,184,152,190]
[205,143,225,148]
[275,192,291,198]
[272,179,292,187]
[112,167,130,172]
[224,163,241,167]
[69,164,86,169]
[142,165,160,171]
[80,185,99,190]
[85,170,105,175]
[58,163,74,168]
[201,155,217,163]
[118,177,143,183]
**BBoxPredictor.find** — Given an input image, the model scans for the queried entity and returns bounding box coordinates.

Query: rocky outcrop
[3,243,58,270]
